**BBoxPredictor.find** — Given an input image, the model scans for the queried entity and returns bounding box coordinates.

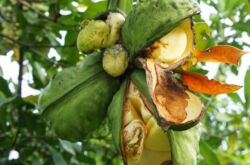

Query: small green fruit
[102,44,128,77]
[77,20,109,53]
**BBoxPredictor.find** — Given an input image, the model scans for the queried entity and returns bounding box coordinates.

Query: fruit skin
[39,53,121,142]
[102,44,129,77]
[108,80,127,152]
[168,125,200,165]
[130,69,204,131]
[122,0,199,59]
[77,20,109,53]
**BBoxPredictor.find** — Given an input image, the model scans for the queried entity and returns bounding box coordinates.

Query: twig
[28,48,57,65]
[17,49,24,96]
[243,41,250,48]
[10,129,20,150]
[17,135,54,144]
[28,47,69,67]
[10,49,24,149]
[205,95,215,109]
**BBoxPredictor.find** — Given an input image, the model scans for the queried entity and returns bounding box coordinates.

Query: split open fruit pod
[144,18,194,69]
[122,0,199,59]
[131,70,204,131]
[38,53,121,141]
[120,0,204,131]
[108,71,200,165]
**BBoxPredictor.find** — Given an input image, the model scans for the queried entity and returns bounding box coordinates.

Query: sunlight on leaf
[200,140,221,165]
[193,22,211,50]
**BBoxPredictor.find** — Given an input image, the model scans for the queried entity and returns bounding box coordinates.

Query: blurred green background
[0,0,250,164]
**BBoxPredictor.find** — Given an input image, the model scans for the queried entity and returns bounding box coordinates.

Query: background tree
[0,0,249,164]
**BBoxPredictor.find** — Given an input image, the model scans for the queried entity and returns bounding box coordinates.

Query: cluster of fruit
[39,0,246,164]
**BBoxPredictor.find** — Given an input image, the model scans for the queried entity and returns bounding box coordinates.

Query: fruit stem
[118,0,133,14]
[107,0,119,10]
[107,0,133,14]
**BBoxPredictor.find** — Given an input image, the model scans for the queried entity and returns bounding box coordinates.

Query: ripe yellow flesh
[123,103,141,126]
[129,95,152,123]
[123,82,171,165]
[145,117,171,151]
[152,27,187,62]
[129,148,172,165]
[149,18,193,65]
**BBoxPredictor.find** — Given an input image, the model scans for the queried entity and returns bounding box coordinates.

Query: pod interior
[122,81,172,165]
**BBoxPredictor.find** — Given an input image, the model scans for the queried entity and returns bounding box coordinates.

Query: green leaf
[193,22,211,50]
[245,68,250,110]
[221,0,246,15]
[206,136,222,149]
[227,93,244,106]
[200,140,221,165]
[233,20,250,36]
[189,67,209,75]
[244,1,250,13]
[84,1,108,18]
[47,145,67,165]
[19,110,46,135]
[23,95,39,105]
[0,96,22,109]
[0,77,12,97]
[215,113,233,122]
[59,139,81,155]
[23,11,39,24]
[30,61,49,89]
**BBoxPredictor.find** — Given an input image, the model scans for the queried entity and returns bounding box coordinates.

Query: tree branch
[0,33,76,48]
[0,33,71,67]
[17,0,79,28]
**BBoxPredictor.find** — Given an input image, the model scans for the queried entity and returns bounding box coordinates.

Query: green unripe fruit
[77,20,109,53]
[38,54,121,142]
[102,44,128,77]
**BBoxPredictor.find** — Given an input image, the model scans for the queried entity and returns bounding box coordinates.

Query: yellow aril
[145,117,171,151]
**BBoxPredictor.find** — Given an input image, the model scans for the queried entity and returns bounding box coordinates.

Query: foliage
[0,0,249,164]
